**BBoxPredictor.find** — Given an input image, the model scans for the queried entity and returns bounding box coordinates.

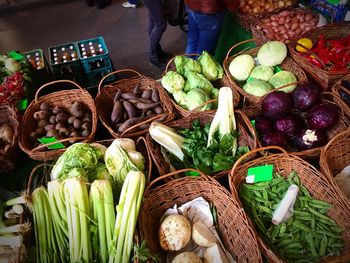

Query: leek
[149,122,185,161]
[90,180,115,263]
[0,223,30,235]
[109,171,146,263]
[47,180,69,262]
[63,178,92,263]
[4,194,32,211]
[32,187,57,263]
[207,87,238,156]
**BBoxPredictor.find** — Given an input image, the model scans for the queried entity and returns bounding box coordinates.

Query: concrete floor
[0,0,188,80]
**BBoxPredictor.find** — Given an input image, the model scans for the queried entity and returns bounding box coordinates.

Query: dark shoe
[86,0,94,7]
[157,49,172,61]
[96,0,111,9]
[149,59,166,70]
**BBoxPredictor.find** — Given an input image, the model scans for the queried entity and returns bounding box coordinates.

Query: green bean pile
[239,170,344,263]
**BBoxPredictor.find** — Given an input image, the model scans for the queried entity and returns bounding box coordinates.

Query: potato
[56,113,68,123]
[49,115,56,124]
[172,252,202,263]
[55,123,65,130]
[59,127,70,137]
[34,110,49,120]
[71,101,85,118]
[46,130,58,138]
[35,127,45,136]
[44,124,55,132]
[68,116,76,125]
[40,102,50,111]
[192,221,217,248]
[73,119,82,129]
[52,106,62,115]
[81,122,91,131]
[81,129,90,137]
[159,214,191,251]
[37,119,49,128]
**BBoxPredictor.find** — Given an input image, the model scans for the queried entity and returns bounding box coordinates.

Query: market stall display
[251,8,319,44]
[19,80,97,161]
[249,89,350,158]
[230,146,350,263]
[139,169,263,262]
[320,129,350,199]
[0,105,19,173]
[289,23,350,90]
[161,52,240,117]
[96,69,175,138]
[224,40,307,116]
[235,0,296,31]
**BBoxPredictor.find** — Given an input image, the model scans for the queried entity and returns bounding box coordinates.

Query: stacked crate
[77,37,115,87]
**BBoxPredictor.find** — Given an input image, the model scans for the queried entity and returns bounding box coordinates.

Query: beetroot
[255,116,274,134]
[292,129,327,150]
[274,115,303,137]
[306,103,339,129]
[261,132,287,148]
[262,91,293,120]
[292,83,320,111]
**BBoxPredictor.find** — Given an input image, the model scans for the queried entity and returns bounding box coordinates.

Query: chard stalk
[4,194,32,211]
[0,223,30,235]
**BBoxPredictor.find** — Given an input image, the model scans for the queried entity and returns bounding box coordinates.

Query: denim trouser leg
[143,0,167,61]
[128,0,138,5]
[185,6,199,55]
[185,9,225,55]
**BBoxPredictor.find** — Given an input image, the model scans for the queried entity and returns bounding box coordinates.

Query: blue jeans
[128,0,138,4]
[185,7,225,55]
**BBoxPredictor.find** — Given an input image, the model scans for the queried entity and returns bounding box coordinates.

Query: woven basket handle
[35,80,84,104]
[97,69,143,94]
[165,53,200,74]
[119,113,168,137]
[269,80,303,93]
[136,136,153,185]
[224,39,258,63]
[146,168,210,192]
[322,128,350,155]
[31,136,86,153]
[189,99,217,112]
[230,146,289,178]
[26,163,47,194]
[236,110,258,148]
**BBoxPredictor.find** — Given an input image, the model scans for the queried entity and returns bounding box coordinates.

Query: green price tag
[8,51,24,61]
[274,66,283,73]
[38,137,65,150]
[16,98,28,111]
[246,164,273,183]
[185,171,200,177]
[250,120,256,128]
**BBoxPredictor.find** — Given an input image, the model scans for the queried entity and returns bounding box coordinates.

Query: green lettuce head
[249,65,274,82]
[269,71,297,93]
[174,56,201,75]
[198,51,223,81]
[184,71,214,96]
[185,88,211,111]
[173,90,188,109]
[243,79,273,97]
[161,71,185,94]
[50,143,105,181]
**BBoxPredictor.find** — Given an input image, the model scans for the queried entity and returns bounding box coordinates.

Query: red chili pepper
[305,55,323,68]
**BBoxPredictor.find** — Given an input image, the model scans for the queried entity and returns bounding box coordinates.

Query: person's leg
[195,12,225,55]
[143,0,167,68]
[185,7,200,55]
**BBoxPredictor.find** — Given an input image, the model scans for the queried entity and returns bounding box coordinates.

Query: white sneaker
[122,1,137,8]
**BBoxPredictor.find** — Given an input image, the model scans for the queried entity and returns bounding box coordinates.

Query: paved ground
[0,0,188,80]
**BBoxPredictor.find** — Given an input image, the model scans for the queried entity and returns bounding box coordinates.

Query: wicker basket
[147,110,258,179]
[235,0,297,32]
[95,69,175,138]
[18,80,97,161]
[320,129,350,193]
[163,54,241,118]
[138,168,263,263]
[24,137,151,263]
[223,39,308,114]
[289,22,350,91]
[251,7,319,44]
[229,146,350,263]
[0,104,19,173]
[332,74,350,109]
[245,91,350,159]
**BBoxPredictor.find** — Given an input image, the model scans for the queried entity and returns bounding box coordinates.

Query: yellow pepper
[296,38,313,53]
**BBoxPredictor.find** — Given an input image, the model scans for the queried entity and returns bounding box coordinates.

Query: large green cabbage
[229,54,255,81]
[257,41,287,66]
[249,65,274,82]
[50,143,106,181]
[183,71,214,95]
[243,79,273,97]
[161,71,185,94]
[173,90,188,108]
[269,71,297,93]
[174,55,201,75]
[185,88,211,111]
[198,51,223,81]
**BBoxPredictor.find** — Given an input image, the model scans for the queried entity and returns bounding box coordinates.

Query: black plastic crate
[85,63,115,87]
